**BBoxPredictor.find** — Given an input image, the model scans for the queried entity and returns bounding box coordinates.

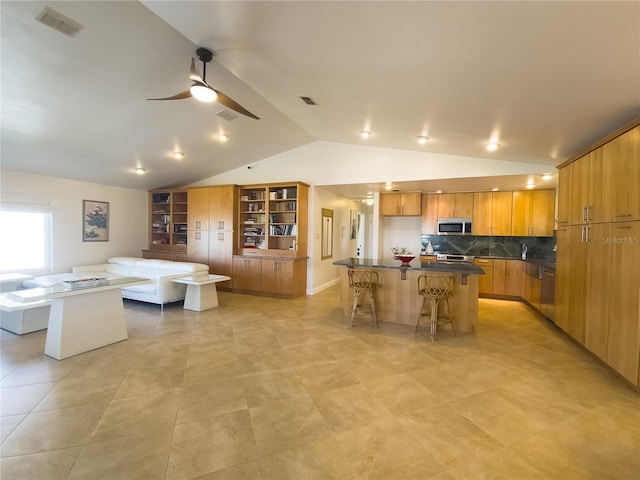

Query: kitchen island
[333,258,484,333]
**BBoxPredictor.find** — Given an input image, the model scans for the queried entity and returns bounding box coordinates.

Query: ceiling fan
[148,47,260,120]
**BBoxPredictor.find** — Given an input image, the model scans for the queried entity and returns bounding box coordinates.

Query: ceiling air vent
[36,7,83,37]
[217,110,238,122]
[299,96,318,106]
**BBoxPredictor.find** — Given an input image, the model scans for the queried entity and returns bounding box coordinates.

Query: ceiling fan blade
[188,58,205,84]
[212,89,260,119]
[147,89,193,101]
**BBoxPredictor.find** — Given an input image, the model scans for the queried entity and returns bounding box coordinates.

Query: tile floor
[0,286,638,479]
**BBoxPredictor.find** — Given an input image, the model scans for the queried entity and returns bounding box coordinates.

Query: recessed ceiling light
[486,142,500,151]
[436,190,443,194]
[541,173,553,180]
[217,133,229,142]
[360,130,371,139]
[417,136,430,144]
[173,151,185,160]
[526,181,535,189]
[133,167,146,175]
[492,187,499,192]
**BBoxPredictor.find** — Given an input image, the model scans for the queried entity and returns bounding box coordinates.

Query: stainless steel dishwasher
[540,266,555,321]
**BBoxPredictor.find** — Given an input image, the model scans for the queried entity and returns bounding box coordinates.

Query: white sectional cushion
[123,284,157,294]
[24,272,119,288]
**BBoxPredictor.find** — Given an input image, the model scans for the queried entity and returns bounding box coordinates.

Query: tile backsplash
[421,234,556,261]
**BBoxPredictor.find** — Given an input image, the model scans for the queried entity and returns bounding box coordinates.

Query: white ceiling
[1,1,638,195]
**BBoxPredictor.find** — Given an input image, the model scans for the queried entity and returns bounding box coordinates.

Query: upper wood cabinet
[472,191,513,236]
[187,187,211,231]
[421,194,438,233]
[559,124,639,226]
[512,189,555,237]
[472,193,492,235]
[570,149,611,224]
[437,192,473,218]
[556,166,572,226]
[380,192,422,216]
[604,125,639,222]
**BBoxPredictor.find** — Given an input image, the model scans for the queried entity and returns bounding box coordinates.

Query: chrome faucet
[521,242,527,260]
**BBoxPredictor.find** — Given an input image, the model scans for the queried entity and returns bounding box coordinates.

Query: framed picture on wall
[83,200,109,242]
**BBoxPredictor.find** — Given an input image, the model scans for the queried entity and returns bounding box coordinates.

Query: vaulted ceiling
[2,1,638,192]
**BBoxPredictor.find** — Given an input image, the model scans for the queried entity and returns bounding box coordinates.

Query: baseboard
[306,277,340,296]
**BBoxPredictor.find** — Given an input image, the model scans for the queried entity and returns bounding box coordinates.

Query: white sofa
[24,256,209,307]
[72,257,209,306]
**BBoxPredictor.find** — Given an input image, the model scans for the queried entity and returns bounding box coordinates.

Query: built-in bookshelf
[236,183,308,258]
[148,189,188,252]
[239,187,267,252]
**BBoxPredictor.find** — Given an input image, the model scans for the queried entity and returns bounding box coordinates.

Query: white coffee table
[171,274,231,311]
[9,276,151,360]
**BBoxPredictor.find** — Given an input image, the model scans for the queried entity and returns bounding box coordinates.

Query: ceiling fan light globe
[190,84,217,103]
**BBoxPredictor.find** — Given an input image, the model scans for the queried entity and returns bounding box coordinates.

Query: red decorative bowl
[396,255,415,266]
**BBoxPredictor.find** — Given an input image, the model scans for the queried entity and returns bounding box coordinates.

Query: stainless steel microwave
[437,218,472,235]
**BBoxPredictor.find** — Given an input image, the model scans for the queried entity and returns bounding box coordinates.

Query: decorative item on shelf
[425,240,434,254]
[391,247,415,266]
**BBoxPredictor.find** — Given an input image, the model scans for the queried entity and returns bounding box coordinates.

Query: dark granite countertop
[333,258,485,275]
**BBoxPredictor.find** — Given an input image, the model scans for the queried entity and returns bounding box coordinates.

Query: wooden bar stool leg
[430,298,438,341]
[369,290,379,328]
[415,296,428,332]
[350,290,361,328]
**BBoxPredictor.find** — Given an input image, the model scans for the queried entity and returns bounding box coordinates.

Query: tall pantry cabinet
[555,119,640,386]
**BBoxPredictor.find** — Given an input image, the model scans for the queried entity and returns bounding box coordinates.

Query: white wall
[188,140,550,294]
[0,170,148,273]
[190,140,550,187]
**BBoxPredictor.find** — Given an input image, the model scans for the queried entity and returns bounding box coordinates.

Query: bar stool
[416,274,456,341]
[347,268,379,328]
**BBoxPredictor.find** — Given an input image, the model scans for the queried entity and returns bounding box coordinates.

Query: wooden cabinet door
[511,190,533,236]
[472,192,492,235]
[504,260,525,297]
[584,223,611,361]
[605,125,640,222]
[525,276,541,311]
[187,230,210,266]
[187,188,210,230]
[512,190,554,236]
[209,231,233,286]
[210,185,235,231]
[437,193,473,218]
[491,191,513,236]
[231,257,262,291]
[380,194,401,216]
[554,227,571,334]
[474,258,494,295]
[586,148,611,223]
[607,221,640,384]
[531,189,555,237]
[570,154,591,225]
[567,225,588,344]
[492,259,506,295]
[262,259,294,296]
[401,193,422,216]
[421,194,438,234]
[455,193,474,218]
[557,165,572,226]
[437,194,455,218]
